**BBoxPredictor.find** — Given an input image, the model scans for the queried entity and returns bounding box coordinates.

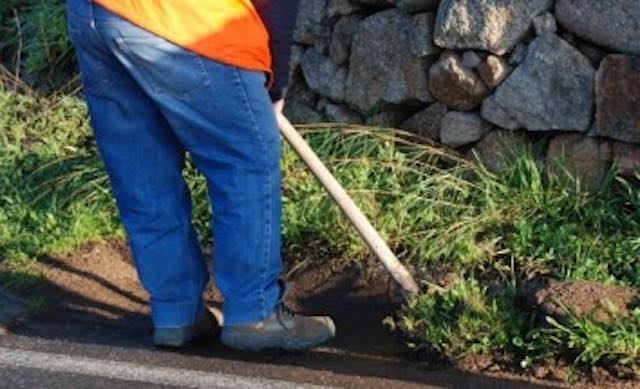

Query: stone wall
[284,0,640,186]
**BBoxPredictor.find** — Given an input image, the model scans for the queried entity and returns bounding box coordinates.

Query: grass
[398,276,640,377]
[1,7,638,380]
[1,0,75,91]
[0,87,121,264]
[0,83,639,379]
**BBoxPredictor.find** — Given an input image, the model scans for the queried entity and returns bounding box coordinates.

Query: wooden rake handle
[276,113,419,299]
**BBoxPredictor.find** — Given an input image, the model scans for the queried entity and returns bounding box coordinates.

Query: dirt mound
[523,278,640,324]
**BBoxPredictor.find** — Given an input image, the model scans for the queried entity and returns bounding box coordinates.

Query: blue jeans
[66,0,283,327]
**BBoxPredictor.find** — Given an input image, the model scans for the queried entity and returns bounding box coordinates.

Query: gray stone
[327,0,365,17]
[399,102,448,141]
[329,15,363,65]
[316,97,330,112]
[397,0,440,13]
[481,34,595,132]
[284,100,324,124]
[555,0,640,55]
[508,43,527,66]
[410,13,439,58]
[578,41,607,68]
[288,45,305,82]
[462,51,482,69]
[325,104,364,124]
[560,31,579,48]
[613,142,640,178]
[285,74,320,120]
[301,48,347,102]
[533,12,557,36]
[428,51,488,111]
[470,130,528,172]
[594,55,640,144]
[352,0,395,7]
[286,75,318,107]
[365,106,414,128]
[294,0,329,45]
[546,133,612,190]
[440,111,491,148]
[346,9,431,114]
[477,55,510,89]
[434,0,553,55]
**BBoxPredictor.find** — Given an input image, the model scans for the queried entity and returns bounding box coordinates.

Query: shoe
[220,302,336,351]
[153,306,221,348]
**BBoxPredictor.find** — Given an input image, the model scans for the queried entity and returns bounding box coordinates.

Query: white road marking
[0,346,329,388]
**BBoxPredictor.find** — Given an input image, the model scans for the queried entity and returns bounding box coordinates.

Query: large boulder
[346,9,432,114]
[428,52,488,111]
[433,0,553,55]
[555,0,640,55]
[301,48,347,102]
[594,55,640,144]
[481,34,595,132]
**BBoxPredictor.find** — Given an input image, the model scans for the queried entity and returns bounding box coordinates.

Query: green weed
[397,277,527,358]
[1,85,639,378]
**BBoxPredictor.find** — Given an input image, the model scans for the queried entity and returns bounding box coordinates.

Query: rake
[276,113,419,299]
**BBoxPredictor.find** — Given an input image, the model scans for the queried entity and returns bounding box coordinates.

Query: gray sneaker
[153,307,221,348]
[220,303,336,351]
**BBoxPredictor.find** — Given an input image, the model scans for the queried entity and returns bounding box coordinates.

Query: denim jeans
[66,0,283,327]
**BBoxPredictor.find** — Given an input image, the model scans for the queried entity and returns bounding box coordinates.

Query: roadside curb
[0,287,27,335]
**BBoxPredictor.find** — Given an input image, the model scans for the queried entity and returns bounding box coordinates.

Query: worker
[65,0,336,350]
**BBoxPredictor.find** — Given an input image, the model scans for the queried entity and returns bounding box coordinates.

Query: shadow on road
[2,240,556,388]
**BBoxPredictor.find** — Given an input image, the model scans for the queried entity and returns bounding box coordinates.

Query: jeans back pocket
[114,34,210,100]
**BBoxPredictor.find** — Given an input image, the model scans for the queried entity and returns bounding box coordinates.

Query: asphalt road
[0,334,558,389]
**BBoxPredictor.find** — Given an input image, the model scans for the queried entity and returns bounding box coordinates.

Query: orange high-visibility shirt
[93,0,272,75]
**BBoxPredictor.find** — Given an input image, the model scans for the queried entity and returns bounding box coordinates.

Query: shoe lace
[276,302,296,323]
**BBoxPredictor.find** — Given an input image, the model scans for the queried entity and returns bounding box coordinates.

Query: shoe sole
[220,331,335,351]
[220,321,336,351]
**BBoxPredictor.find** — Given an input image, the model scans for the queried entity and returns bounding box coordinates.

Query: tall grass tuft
[1,0,75,90]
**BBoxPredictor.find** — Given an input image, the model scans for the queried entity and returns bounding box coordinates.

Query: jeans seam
[232,68,272,318]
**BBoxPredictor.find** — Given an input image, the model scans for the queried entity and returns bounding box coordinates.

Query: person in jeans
[66,0,335,350]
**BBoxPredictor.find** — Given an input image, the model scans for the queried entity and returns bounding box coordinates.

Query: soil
[1,240,637,388]
[522,277,640,324]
